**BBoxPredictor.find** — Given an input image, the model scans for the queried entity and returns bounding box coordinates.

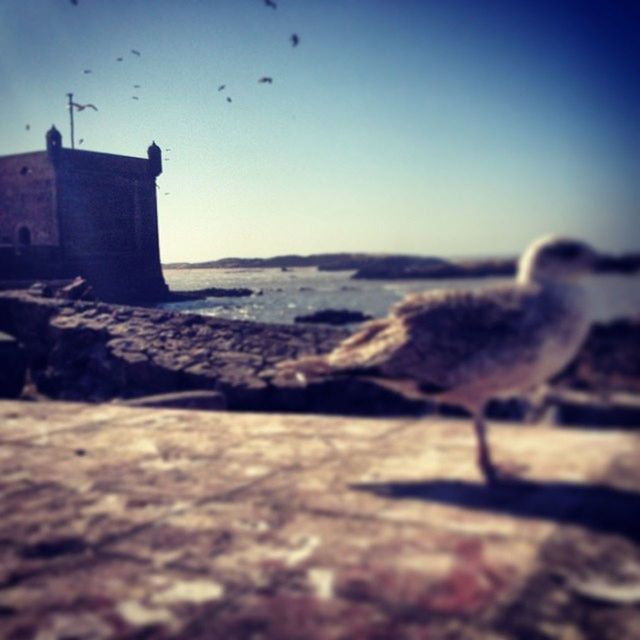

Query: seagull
[258,76,273,84]
[264,0,277,8]
[83,69,92,74]
[277,236,598,484]
[71,102,98,111]
[227,97,232,103]
[290,34,300,47]
[131,49,141,56]
[218,84,226,91]
[133,84,141,88]
[116,57,123,62]
[132,96,139,100]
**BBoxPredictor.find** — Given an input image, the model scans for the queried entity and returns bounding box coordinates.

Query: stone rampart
[0,290,422,415]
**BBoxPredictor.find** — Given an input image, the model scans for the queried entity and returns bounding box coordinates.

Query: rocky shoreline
[0,289,639,424]
[163,251,640,280]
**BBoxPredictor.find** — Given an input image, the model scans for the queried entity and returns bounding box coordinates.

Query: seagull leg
[473,411,528,484]
[473,412,497,484]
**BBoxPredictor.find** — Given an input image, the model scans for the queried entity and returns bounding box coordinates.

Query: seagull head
[517,236,598,285]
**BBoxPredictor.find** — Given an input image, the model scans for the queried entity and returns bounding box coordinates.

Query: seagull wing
[324,285,560,390]
[86,104,98,111]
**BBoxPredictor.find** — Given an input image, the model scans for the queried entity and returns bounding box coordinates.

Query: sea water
[160,268,640,326]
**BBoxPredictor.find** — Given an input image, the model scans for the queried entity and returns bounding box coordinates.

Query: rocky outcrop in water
[294,309,373,326]
[352,258,516,280]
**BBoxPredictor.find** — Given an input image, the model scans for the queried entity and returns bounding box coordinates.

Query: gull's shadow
[352,479,640,540]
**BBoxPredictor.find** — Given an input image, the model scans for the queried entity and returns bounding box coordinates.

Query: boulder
[0,331,27,398]
[294,309,373,325]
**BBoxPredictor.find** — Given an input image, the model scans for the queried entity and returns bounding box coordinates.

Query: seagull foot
[483,461,528,485]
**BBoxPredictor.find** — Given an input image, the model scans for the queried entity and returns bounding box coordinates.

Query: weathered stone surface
[0,290,422,415]
[116,390,227,410]
[0,400,638,639]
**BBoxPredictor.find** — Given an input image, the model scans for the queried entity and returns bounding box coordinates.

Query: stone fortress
[0,127,169,302]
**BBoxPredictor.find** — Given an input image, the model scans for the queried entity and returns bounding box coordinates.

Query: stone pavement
[0,400,639,639]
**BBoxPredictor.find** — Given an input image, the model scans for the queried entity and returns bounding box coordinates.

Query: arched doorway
[17,226,31,247]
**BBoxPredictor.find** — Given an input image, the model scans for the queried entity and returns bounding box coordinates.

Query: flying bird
[264,0,277,8]
[70,102,98,111]
[25,124,30,130]
[78,138,84,145]
[258,76,273,84]
[277,236,598,484]
[70,0,78,5]
[83,69,92,74]
[116,57,123,62]
[227,97,232,103]
[133,84,141,88]
[290,34,300,47]
[131,49,141,56]
[218,84,226,91]
[132,96,139,100]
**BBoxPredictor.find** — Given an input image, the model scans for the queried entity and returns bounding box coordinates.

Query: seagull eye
[550,244,581,260]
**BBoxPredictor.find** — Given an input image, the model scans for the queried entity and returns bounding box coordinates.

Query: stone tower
[0,128,169,303]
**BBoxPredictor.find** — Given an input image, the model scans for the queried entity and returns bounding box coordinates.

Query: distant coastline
[163,251,640,280]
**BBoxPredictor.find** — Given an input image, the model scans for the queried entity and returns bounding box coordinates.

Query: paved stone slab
[0,400,639,639]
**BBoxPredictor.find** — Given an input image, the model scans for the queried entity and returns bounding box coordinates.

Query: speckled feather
[284,281,589,409]
[328,283,585,388]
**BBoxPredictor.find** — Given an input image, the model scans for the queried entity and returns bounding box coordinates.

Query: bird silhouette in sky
[132,96,139,100]
[70,0,78,5]
[71,101,98,111]
[264,0,277,8]
[291,34,300,47]
[258,76,273,84]
[116,57,123,62]
[83,69,92,74]
[78,138,84,145]
[25,124,30,131]
[218,84,226,91]
[131,49,141,56]
[227,97,232,103]
[133,84,141,88]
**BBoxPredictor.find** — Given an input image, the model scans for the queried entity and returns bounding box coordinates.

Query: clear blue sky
[2,0,639,262]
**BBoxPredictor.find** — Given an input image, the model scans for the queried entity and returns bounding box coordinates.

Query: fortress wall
[0,152,58,247]
[0,136,168,302]
[56,169,138,256]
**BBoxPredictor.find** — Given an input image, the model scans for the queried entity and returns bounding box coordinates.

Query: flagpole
[67,93,75,149]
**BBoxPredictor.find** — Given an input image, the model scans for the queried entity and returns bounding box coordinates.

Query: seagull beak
[593,252,638,274]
